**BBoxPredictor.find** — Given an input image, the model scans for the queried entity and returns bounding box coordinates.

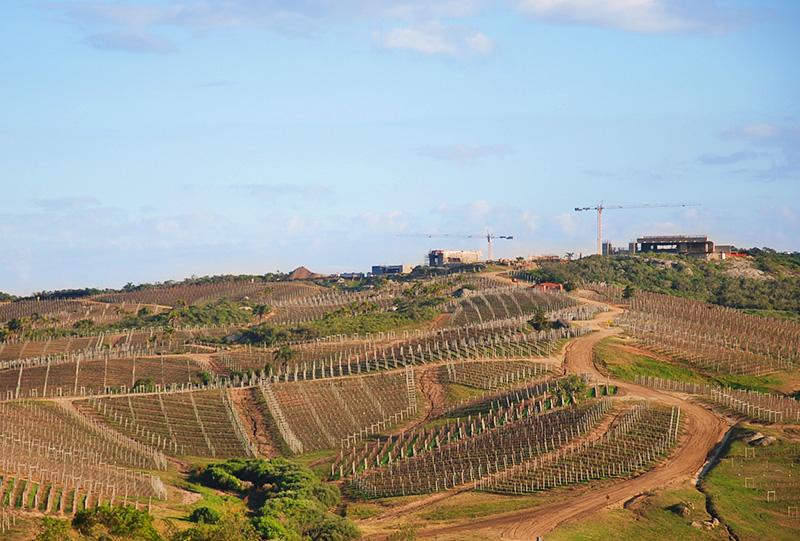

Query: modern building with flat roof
[635,235,714,257]
[428,250,483,266]
[371,264,414,275]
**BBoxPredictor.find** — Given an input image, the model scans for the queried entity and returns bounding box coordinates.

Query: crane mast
[574,201,700,255]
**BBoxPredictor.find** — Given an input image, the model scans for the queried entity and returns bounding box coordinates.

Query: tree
[560,375,589,404]
[253,304,271,320]
[565,252,575,261]
[528,309,550,331]
[7,317,28,335]
[622,285,636,299]
[273,344,295,369]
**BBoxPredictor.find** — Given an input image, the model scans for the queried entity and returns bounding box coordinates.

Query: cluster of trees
[36,504,260,541]
[191,458,359,540]
[237,292,445,347]
[36,458,359,540]
[112,301,254,330]
[523,253,800,315]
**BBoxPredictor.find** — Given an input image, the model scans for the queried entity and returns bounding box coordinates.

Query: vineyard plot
[616,290,799,376]
[351,398,612,497]
[0,355,209,401]
[0,401,167,513]
[480,402,680,494]
[441,360,551,390]
[76,389,255,458]
[262,369,417,453]
[443,288,581,327]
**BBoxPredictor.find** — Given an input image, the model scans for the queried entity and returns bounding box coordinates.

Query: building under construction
[634,235,714,257]
[428,250,483,267]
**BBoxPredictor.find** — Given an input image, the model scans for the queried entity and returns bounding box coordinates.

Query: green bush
[193,465,244,492]
[189,507,220,524]
[72,504,161,540]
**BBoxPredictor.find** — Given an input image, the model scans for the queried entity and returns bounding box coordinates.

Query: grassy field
[700,424,800,541]
[547,483,729,541]
[596,336,799,394]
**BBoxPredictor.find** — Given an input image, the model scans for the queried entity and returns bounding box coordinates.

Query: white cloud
[42,0,754,56]
[377,21,494,56]
[32,196,101,211]
[719,123,800,182]
[551,212,578,236]
[359,210,410,232]
[515,0,753,35]
[433,200,523,232]
[722,123,800,145]
[285,215,321,235]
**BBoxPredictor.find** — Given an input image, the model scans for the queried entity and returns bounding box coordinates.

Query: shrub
[189,507,220,524]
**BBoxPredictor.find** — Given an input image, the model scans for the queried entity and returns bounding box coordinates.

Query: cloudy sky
[2,0,798,295]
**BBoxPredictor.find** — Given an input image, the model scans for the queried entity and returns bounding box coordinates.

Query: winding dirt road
[405,294,731,540]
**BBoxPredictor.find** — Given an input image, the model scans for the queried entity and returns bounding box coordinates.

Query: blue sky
[2,0,798,295]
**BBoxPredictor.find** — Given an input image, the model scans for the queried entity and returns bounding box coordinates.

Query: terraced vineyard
[0,354,211,400]
[351,397,612,497]
[480,401,680,494]
[616,290,800,375]
[0,401,167,514]
[76,389,256,458]
[262,368,416,453]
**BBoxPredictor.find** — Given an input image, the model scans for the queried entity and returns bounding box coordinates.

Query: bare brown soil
[418,366,448,423]
[229,387,280,458]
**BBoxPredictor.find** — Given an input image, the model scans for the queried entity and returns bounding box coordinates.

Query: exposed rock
[722,259,770,281]
[668,500,694,518]
[743,432,765,443]
[755,435,777,447]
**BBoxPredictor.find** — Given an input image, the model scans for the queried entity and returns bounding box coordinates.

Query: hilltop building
[371,264,414,275]
[635,235,714,257]
[602,235,737,259]
[428,250,483,267]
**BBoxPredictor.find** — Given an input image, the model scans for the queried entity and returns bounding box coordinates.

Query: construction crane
[400,230,513,261]
[575,201,700,255]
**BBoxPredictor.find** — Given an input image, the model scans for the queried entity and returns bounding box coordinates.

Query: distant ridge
[286,266,327,280]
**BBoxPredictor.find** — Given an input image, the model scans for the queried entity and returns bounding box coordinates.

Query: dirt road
[413,295,730,540]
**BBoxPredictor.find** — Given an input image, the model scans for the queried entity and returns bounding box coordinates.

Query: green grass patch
[548,485,727,541]
[27,482,38,508]
[700,424,800,541]
[292,448,340,479]
[343,502,384,519]
[597,337,795,394]
[443,382,486,405]
[596,338,710,385]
